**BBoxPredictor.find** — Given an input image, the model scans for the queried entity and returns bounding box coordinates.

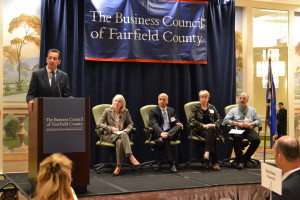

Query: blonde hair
[199,90,210,98]
[34,153,73,200]
[111,94,126,112]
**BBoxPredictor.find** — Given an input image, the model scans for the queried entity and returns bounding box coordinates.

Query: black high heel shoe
[130,155,141,167]
[113,166,121,176]
[212,163,221,171]
[203,155,210,168]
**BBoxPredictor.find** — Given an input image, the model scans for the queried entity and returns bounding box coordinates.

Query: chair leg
[94,163,115,174]
[140,159,158,168]
[249,158,260,167]
[185,158,203,167]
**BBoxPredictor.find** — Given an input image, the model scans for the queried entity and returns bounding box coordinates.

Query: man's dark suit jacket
[26,68,71,103]
[270,170,300,200]
[149,106,181,139]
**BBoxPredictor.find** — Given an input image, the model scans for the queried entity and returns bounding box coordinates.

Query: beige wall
[0,0,4,173]
[236,0,300,137]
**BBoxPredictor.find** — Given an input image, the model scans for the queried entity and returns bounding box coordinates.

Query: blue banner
[266,58,277,147]
[85,0,208,64]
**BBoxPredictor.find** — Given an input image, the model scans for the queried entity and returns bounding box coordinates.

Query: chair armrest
[257,125,262,135]
[143,127,154,140]
[186,122,195,130]
[95,128,105,141]
[131,127,136,133]
[128,127,136,140]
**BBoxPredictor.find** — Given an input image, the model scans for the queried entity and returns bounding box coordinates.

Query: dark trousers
[196,127,218,164]
[277,124,287,138]
[231,129,260,163]
[156,125,181,164]
[158,138,173,164]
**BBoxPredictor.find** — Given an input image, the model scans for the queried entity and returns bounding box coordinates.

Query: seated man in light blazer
[26,48,71,111]
[149,93,183,173]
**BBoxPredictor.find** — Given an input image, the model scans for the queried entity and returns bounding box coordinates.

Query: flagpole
[264,49,277,162]
[264,106,268,163]
[263,49,270,163]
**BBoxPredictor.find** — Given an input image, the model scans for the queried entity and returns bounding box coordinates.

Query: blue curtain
[40,0,236,165]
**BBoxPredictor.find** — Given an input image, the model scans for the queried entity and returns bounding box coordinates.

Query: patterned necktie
[162,109,170,131]
[51,71,56,95]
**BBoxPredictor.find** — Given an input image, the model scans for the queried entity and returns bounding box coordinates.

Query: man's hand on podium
[28,100,34,112]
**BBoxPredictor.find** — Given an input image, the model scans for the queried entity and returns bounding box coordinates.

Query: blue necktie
[162,109,170,131]
[51,71,56,95]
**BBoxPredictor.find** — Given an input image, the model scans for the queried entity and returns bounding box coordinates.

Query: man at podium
[26,48,71,111]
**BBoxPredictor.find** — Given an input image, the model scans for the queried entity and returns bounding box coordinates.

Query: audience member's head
[34,153,74,200]
[274,136,300,173]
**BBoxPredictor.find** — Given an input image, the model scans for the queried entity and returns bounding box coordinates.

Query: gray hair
[111,94,126,112]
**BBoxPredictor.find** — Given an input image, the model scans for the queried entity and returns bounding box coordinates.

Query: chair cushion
[145,140,156,145]
[170,140,181,145]
[96,140,134,147]
[145,140,181,145]
[188,135,206,142]
[96,141,116,147]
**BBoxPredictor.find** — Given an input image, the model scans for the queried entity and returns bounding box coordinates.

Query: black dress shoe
[244,160,254,168]
[154,162,162,171]
[231,161,238,168]
[170,165,178,173]
[154,137,163,146]
[236,162,244,170]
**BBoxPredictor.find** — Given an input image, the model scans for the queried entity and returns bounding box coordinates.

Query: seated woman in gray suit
[97,94,140,176]
[189,90,222,171]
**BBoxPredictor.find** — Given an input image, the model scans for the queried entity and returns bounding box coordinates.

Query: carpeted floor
[1,163,264,199]
[253,146,274,161]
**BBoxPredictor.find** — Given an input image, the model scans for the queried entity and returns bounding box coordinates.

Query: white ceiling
[253,0,300,6]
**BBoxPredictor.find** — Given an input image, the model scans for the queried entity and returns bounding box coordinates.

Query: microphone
[56,81,61,98]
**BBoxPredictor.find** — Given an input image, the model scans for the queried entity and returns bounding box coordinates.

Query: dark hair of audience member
[34,153,73,200]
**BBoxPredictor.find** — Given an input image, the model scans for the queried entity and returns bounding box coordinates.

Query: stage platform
[2,163,269,200]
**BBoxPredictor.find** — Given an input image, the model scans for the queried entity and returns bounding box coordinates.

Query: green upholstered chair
[184,101,207,167]
[223,104,261,167]
[140,105,181,167]
[184,101,206,142]
[92,104,133,173]
[224,104,249,145]
[224,104,238,116]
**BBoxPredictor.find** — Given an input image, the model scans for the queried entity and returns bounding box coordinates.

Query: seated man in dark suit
[26,48,71,111]
[268,136,300,200]
[149,93,183,173]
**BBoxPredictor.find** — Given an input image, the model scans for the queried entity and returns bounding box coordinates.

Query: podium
[28,98,90,193]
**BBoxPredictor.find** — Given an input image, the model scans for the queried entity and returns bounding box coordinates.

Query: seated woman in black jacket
[189,90,221,171]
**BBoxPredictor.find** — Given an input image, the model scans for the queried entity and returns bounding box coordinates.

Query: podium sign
[29,97,90,193]
[261,162,282,195]
[43,98,85,153]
